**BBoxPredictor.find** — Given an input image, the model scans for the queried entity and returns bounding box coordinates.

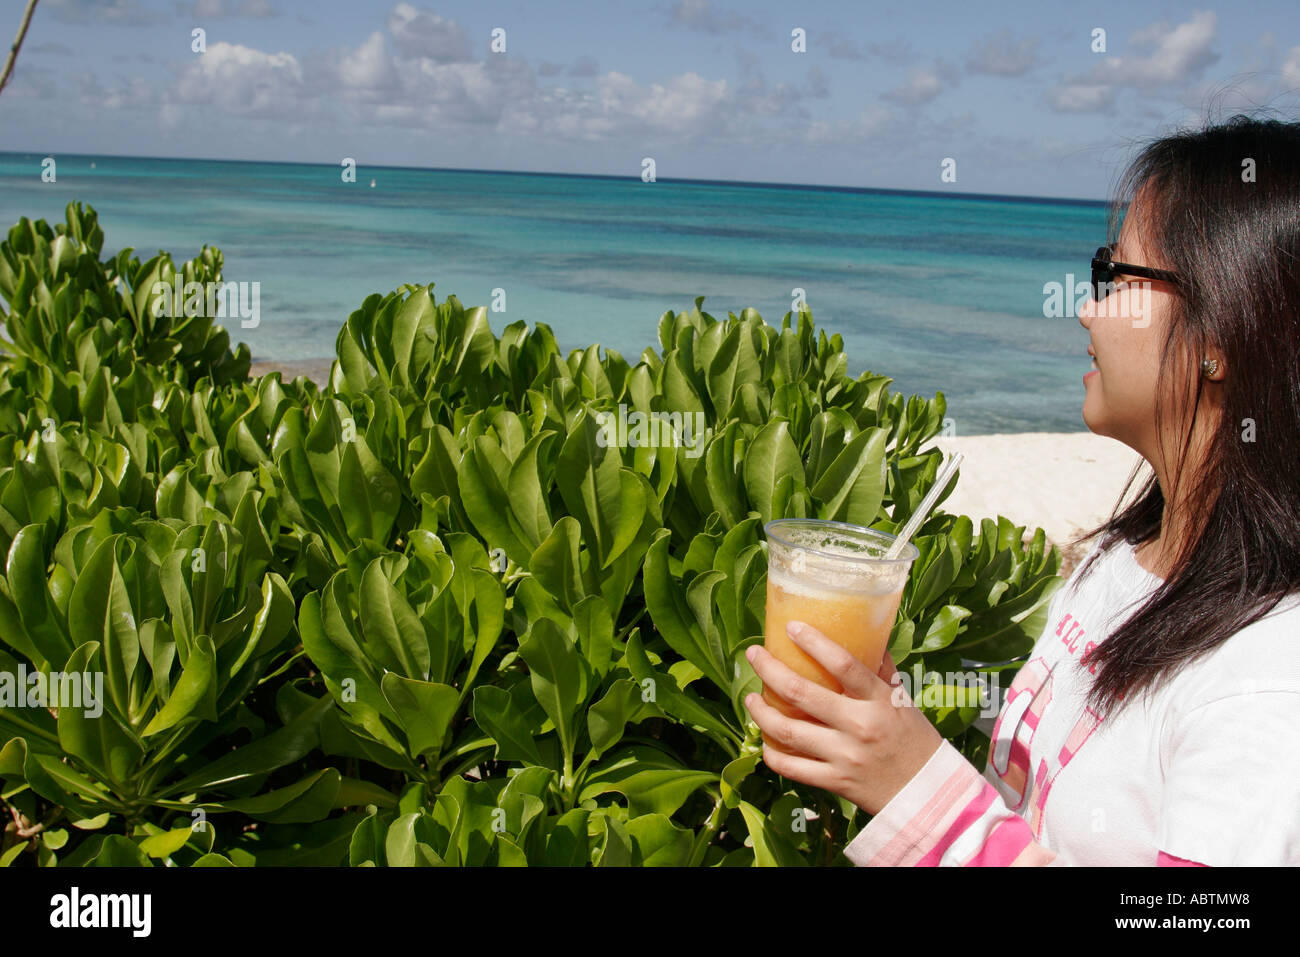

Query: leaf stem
[561,751,575,809]
[687,789,726,867]
[0,710,60,745]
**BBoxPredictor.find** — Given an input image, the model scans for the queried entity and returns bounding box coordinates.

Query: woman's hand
[743,620,945,817]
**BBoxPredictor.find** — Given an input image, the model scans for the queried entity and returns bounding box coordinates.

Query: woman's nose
[1078,290,1096,330]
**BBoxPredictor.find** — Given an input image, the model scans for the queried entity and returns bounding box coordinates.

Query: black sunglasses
[1090,245,1180,301]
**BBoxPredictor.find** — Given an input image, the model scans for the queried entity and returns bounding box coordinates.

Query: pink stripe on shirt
[868,766,976,865]
[863,759,982,868]
[1157,850,1208,866]
[916,783,998,866]
[962,814,1034,866]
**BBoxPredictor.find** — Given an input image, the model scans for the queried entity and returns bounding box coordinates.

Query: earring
[1201,358,1220,377]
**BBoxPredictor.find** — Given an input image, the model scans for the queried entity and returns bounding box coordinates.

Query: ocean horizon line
[0,151,1107,432]
[0,150,1110,209]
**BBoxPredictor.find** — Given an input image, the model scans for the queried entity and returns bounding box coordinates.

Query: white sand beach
[929,433,1149,570]
[250,360,1148,571]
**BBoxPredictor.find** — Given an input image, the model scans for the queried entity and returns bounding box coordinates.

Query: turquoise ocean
[0,152,1110,433]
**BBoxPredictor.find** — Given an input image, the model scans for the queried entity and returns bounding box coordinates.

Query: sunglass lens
[1091,247,1112,301]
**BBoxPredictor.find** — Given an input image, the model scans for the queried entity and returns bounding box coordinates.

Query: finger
[876,653,921,711]
[744,692,843,762]
[785,620,890,702]
[877,650,901,682]
[745,643,847,727]
[759,740,840,792]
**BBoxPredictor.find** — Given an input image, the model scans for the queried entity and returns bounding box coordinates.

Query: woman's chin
[1081,394,1107,436]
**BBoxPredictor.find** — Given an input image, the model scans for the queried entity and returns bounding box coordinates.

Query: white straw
[884,451,964,559]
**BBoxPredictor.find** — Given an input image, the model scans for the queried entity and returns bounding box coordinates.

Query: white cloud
[592,70,730,135]
[1047,82,1116,113]
[1045,10,1220,114]
[1117,10,1219,88]
[882,60,958,106]
[80,72,155,109]
[1284,47,1300,87]
[339,32,397,91]
[386,3,472,62]
[157,4,859,150]
[171,41,305,117]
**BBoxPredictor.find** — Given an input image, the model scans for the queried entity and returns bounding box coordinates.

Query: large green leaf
[7,524,73,667]
[586,678,657,760]
[380,673,460,759]
[737,799,808,867]
[642,531,729,690]
[359,560,430,681]
[211,768,342,824]
[544,808,592,866]
[508,431,556,553]
[624,631,740,750]
[627,813,695,866]
[142,633,216,735]
[518,618,590,771]
[67,536,141,718]
[165,693,333,795]
[812,426,888,525]
[337,439,400,546]
[579,767,716,818]
[743,420,804,524]
[56,642,144,787]
[555,411,623,568]
[459,436,532,567]
[472,685,546,766]
[530,516,590,612]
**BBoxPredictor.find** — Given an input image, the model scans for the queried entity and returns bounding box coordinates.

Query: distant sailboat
[369,178,376,188]
[90,162,96,169]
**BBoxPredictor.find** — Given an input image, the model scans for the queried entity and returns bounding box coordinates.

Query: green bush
[0,202,1061,867]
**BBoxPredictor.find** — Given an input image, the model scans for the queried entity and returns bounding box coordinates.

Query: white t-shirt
[844,538,1300,866]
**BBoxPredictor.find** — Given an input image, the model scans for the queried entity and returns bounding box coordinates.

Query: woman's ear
[1202,346,1226,382]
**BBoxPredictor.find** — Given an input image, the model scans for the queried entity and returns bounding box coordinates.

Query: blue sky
[2,0,1298,198]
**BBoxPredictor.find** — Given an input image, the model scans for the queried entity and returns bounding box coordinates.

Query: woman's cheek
[1122,284,1156,329]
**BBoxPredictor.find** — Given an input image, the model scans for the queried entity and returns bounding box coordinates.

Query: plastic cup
[762,519,918,721]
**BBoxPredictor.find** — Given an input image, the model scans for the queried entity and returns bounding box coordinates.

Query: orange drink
[762,520,917,721]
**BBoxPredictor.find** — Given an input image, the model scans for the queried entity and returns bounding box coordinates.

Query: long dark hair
[1073,113,1300,717]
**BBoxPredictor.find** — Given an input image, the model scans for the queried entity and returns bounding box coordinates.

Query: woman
[743,114,1300,866]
